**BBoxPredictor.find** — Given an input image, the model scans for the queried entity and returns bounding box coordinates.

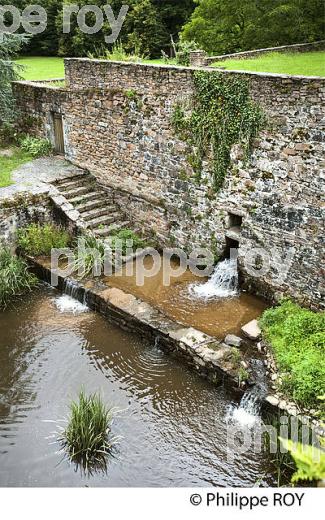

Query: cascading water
[227,360,268,427]
[190,258,239,299]
[230,386,263,427]
[53,279,89,314]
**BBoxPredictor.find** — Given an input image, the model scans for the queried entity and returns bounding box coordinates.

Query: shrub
[110,228,146,256]
[0,122,18,146]
[260,300,325,408]
[175,39,199,66]
[88,42,144,63]
[62,390,113,470]
[0,247,37,309]
[19,135,52,158]
[17,223,70,256]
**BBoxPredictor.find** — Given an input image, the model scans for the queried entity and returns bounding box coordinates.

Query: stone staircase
[51,172,130,237]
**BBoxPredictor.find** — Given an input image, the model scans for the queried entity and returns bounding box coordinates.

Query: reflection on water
[0,285,275,487]
[106,256,267,338]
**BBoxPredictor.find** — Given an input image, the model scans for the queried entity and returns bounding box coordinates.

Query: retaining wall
[13,59,325,309]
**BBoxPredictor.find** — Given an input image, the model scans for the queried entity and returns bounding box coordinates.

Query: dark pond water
[0,285,276,487]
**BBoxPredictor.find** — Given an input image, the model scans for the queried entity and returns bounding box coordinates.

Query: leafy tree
[152,0,196,54]
[3,0,195,58]
[125,0,166,57]
[0,33,28,124]
[57,0,126,57]
[181,0,325,55]
[3,1,62,56]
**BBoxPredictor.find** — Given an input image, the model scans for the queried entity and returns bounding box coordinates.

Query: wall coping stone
[204,40,325,63]
[63,57,325,82]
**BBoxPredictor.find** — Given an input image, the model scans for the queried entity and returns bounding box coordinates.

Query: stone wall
[190,40,325,66]
[14,60,325,309]
[0,191,54,245]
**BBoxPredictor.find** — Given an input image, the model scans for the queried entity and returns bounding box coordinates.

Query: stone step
[61,185,93,199]
[69,191,105,205]
[76,197,111,213]
[54,174,91,188]
[93,221,130,237]
[86,213,120,229]
[82,206,118,221]
[58,179,95,192]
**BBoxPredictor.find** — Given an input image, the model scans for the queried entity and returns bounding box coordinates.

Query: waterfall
[225,386,263,428]
[190,258,239,299]
[63,279,80,300]
[227,360,267,427]
[53,279,89,314]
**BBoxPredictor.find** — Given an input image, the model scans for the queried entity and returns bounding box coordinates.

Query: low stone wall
[0,190,52,245]
[13,60,325,309]
[0,187,78,246]
[189,40,325,66]
[27,255,247,391]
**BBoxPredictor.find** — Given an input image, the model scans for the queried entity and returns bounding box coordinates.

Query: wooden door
[53,113,65,154]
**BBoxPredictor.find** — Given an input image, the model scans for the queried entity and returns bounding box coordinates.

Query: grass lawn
[212,51,325,76]
[14,56,179,81]
[0,148,33,188]
[15,56,65,80]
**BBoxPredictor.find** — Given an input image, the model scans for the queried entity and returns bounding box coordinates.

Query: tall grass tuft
[62,391,114,470]
[0,247,38,309]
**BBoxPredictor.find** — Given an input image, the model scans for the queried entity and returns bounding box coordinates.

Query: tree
[0,33,28,124]
[125,0,166,56]
[181,0,325,55]
[57,0,126,57]
[152,0,195,54]
[4,1,63,56]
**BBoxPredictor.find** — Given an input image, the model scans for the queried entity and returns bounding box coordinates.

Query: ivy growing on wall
[171,71,265,191]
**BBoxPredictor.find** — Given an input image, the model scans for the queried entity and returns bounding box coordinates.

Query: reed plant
[0,247,37,309]
[72,234,108,278]
[62,391,114,470]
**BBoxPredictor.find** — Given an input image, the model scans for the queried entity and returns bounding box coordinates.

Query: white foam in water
[230,406,259,427]
[189,259,239,299]
[226,387,262,428]
[53,294,89,314]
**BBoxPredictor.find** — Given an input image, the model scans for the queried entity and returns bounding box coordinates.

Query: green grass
[0,248,38,309]
[212,51,325,77]
[260,300,325,409]
[61,390,113,470]
[0,147,33,187]
[15,56,65,80]
[14,56,177,81]
[141,58,177,65]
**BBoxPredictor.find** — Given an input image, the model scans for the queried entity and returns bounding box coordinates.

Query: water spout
[189,259,239,299]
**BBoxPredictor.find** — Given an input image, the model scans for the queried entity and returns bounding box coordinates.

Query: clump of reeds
[0,247,38,309]
[61,390,114,471]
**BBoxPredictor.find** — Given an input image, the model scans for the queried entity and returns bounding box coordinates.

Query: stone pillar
[189,50,208,67]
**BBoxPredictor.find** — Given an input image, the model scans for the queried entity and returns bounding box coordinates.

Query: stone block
[224,334,243,347]
[241,320,261,340]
